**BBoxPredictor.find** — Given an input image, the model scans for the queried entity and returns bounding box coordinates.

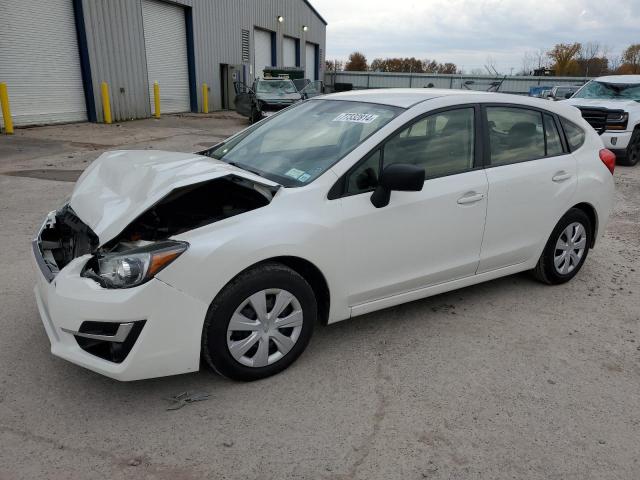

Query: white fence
[324,71,590,95]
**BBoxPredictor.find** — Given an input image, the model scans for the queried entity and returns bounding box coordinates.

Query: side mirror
[370,164,425,208]
[564,92,573,99]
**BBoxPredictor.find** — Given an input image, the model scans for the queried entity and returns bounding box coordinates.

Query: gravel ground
[0,114,638,480]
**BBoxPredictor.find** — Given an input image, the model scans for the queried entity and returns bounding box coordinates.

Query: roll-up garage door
[283,37,297,68]
[142,0,190,114]
[305,43,318,80]
[254,29,273,79]
[0,0,87,127]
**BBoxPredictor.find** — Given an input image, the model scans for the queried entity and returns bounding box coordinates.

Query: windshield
[255,80,298,94]
[573,80,640,101]
[209,100,401,186]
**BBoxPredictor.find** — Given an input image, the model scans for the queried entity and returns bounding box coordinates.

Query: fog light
[611,137,618,146]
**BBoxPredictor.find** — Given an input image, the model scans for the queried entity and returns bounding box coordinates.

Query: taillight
[599,149,616,174]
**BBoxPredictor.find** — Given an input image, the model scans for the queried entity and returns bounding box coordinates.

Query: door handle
[457,192,485,205]
[552,171,572,182]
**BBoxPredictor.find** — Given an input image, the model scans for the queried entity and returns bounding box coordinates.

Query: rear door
[478,105,577,273]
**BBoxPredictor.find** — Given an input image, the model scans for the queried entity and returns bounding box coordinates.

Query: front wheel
[620,128,640,166]
[532,208,592,285]
[202,263,316,381]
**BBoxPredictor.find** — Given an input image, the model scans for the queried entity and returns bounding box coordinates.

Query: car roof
[593,75,640,84]
[321,88,491,108]
[316,88,586,123]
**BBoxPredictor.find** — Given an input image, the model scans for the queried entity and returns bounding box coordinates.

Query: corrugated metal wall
[325,72,588,95]
[82,0,150,122]
[82,0,326,121]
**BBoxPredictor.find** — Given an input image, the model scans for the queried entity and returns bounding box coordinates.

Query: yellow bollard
[153,81,160,118]
[101,82,112,124]
[202,83,209,114]
[0,83,14,134]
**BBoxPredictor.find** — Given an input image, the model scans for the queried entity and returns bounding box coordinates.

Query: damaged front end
[33,205,99,282]
[34,174,277,287]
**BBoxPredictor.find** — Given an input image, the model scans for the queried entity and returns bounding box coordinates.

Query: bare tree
[325,59,344,72]
[520,51,536,75]
[485,56,500,75]
[608,54,622,73]
[534,48,548,69]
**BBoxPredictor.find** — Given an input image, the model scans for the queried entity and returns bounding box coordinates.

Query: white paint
[254,29,273,79]
[34,90,615,381]
[283,37,297,67]
[0,0,87,126]
[142,0,190,114]
[305,42,317,80]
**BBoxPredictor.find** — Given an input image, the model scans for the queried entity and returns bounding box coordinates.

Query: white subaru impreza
[33,89,615,381]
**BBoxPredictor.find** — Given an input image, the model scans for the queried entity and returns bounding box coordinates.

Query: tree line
[327,43,640,76]
[534,43,640,76]
[326,52,460,74]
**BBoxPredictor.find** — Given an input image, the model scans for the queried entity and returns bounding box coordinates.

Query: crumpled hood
[69,150,279,245]
[563,98,640,111]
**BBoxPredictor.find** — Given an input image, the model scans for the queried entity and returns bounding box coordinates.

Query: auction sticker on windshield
[333,113,379,124]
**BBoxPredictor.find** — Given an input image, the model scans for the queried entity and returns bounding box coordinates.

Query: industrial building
[0,0,326,126]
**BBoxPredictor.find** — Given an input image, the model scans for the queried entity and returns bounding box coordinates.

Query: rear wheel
[533,208,592,285]
[620,127,640,166]
[202,263,316,381]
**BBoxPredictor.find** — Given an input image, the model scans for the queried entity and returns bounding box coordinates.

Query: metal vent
[241,29,250,63]
[577,107,607,133]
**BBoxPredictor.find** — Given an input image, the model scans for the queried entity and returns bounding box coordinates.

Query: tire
[202,262,316,381]
[532,208,592,285]
[620,128,640,167]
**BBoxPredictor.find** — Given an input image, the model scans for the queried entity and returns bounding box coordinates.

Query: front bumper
[601,130,632,151]
[33,250,208,381]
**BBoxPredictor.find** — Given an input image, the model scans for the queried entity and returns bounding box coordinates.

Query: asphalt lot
[0,113,639,480]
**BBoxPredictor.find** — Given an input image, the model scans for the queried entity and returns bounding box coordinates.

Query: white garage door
[142,0,190,114]
[283,37,297,68]
[254,29,273,79]
[305,43,317,80]
[0,0,87,127]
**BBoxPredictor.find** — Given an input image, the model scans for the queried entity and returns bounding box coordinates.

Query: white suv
[565,75,640,166]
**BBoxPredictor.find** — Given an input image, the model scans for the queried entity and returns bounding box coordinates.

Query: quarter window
[487,107,545,165]
[544,114,563,156]
[560,118,586,151]
[346,150,381,194]
[383,108,475,178]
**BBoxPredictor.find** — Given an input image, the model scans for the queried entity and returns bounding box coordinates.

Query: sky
[310,0,640,73]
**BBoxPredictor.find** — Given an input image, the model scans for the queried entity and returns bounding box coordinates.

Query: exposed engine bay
[36,176,276,276]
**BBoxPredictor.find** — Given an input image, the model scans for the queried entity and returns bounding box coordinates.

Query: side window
[560,118,586,151]
[346,150,381,195]
[544,114,563,156]
[487,107,545,165]
[383,108,475,178]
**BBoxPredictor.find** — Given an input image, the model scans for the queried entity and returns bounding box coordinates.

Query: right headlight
[82,240,188,289]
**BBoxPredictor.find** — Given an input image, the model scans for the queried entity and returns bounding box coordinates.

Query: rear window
[560,118,586,151]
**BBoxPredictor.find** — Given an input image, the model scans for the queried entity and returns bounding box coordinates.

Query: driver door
[233,82,257,118]
[337,106,489,310]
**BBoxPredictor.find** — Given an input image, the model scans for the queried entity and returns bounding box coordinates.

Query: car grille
[577,107,608,133]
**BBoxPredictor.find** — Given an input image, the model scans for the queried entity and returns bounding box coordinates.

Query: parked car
[293,79,325,99]
[528,86,553,98]
[547,85,581,101]
[564,75,640,166]
[234,78,302,123]
[33,89,615,382]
